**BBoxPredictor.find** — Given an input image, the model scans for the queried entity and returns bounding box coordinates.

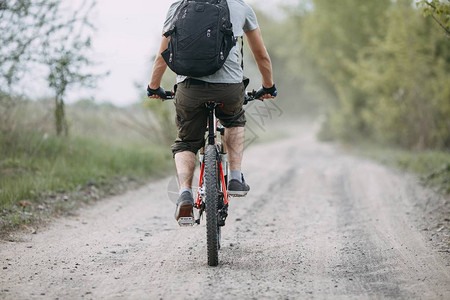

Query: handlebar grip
[165,91,174,99]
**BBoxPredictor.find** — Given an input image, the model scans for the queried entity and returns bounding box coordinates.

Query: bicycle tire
[217,142,224,251]
[205,144,219,266]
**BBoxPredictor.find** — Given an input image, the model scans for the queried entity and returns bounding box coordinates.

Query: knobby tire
[205,144,219,266]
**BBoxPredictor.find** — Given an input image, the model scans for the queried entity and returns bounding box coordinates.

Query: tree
[354,0,450,148]
[277,0,450,149]
[48,45,95,136]
[0,0,98,136]
[299,0,391,141]
[417,0,450,35]
[45,1,98,136]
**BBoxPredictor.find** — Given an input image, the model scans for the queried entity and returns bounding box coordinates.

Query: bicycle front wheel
[204,144,219,266]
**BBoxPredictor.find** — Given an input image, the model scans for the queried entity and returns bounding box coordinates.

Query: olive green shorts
[171,79,246,155]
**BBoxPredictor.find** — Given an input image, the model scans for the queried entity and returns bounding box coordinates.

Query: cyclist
[147,0,277,222]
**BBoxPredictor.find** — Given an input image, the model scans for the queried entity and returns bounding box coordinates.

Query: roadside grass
[351,144,450,195]
[0,99,175,233]
[0,130,172,230]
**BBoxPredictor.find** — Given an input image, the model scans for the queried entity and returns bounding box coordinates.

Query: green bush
[277,0,450,150]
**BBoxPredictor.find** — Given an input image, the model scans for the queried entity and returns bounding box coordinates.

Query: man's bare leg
[174,151,196,191]
[224,126,249,195]
[174,151,196,221]
[174,127,245,186]
[224,127,245,172]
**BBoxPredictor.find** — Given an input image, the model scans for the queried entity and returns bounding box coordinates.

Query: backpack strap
[241,36,244,70]
[165,0,188,36]
[163,28,175,38]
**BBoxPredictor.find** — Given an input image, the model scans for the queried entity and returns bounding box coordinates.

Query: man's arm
[148,35,169,94]
[245,28,274,91]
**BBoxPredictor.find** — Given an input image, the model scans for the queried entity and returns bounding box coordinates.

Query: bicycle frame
[195,102,229,222]
[159,89,257,228]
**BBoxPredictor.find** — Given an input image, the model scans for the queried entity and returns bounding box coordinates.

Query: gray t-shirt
[163,0,259,84]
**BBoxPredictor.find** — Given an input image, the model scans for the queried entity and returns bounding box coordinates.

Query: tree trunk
[55,98,68,136]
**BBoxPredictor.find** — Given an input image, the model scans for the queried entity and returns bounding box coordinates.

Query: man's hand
[254,84,277,100]
[147,86,168,100]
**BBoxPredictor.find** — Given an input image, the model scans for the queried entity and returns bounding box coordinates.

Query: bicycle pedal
[178,217,195,227]
[228,192,248,198]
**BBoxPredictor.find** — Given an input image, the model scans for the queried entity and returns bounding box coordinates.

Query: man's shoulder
[228,0,254,16]
[169,1,182,10]
[228,0,251,8]
[167,1,183,14]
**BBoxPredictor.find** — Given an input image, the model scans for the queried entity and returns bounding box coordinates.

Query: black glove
[254,84,277,100]
[147,86,168,99]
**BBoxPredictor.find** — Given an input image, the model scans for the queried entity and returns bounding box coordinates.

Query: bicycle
[157,88,263,266]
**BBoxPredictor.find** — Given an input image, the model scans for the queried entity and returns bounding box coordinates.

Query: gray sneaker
[174,191,194,221]
[228,174,250,197]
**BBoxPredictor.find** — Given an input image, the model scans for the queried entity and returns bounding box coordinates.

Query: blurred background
[1,0,449,229]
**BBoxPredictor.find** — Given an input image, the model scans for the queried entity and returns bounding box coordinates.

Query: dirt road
[1,125,449,299]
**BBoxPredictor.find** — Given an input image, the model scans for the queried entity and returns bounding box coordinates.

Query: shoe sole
[175,202,194,220]
[228,190,249,197]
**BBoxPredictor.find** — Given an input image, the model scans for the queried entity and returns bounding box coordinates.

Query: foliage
[47,39,97,136]
[300,0,391,142]
[272,0,450,150]
[416,0,450,35]
[0,131,168,205]
[353,2,450,148]
[142,97,177,145]
[0,0,99,136]
[0,99,173,230]
[246,9,324,117]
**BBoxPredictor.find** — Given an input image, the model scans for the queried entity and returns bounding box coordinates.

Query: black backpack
[162,0,236,77]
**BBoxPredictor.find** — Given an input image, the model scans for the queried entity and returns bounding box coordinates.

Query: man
[148,0,277,221]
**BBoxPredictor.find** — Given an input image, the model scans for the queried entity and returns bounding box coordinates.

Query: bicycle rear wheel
[204,144,219,266]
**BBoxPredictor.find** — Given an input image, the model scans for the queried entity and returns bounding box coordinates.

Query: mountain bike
[160,89,259,266]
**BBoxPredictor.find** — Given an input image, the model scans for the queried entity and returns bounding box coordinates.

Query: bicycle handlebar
[164,91,175,99]
[244,91,257,105]
[160,90,258,105]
